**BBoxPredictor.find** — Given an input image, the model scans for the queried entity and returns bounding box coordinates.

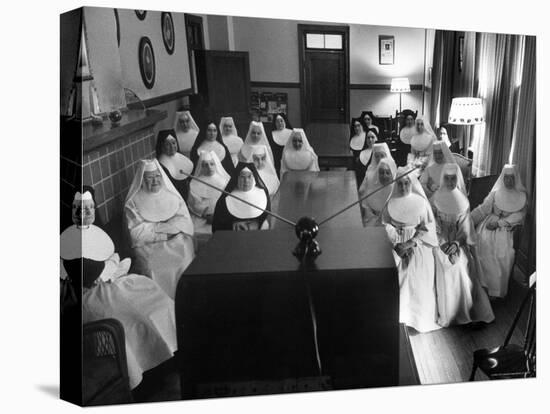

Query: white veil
[385,166,436,236]
[491,164,528,212]
[241,121,275,165]
[251,145,280,196]
[272,114,293,146]
[361,157,397,212]
[125,159,189,224]
[411,116,437,152]
[173,111,200,154]
[189,150,231,199]
[432,163,470,215]
[281,128,320,174]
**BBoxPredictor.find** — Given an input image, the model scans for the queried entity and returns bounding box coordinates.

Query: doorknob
[339,107,344,112]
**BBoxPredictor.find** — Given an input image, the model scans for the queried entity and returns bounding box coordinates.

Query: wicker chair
[469,281,536,380]
[83,318,133,406]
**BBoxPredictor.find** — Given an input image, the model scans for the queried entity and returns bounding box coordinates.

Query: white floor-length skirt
[476,216,515,298]
[83,274,177,389]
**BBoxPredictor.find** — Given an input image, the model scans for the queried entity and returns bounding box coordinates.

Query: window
[306,33,343,50]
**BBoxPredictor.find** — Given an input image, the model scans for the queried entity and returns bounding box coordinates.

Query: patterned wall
[81,126,156,224]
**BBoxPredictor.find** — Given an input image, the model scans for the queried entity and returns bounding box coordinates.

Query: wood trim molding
[82,109,167,153]
[349,83,423,91]
[127,88,194,109]
[251,81,301,89]
[250,82,426,91]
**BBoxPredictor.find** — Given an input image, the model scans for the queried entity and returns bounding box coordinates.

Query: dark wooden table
[305,123,353,169]
[271,170,362,229]
[176,227,406,399]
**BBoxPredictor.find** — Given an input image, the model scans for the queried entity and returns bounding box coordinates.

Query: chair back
[468,174,499,210]
[83,318,133,406]
[502,283,537,376]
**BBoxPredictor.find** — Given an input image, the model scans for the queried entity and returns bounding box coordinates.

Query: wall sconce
[390,77,410,113]
[448,97,484,157]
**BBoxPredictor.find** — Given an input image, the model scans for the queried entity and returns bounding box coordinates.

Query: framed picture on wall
[161,12,175,55]
[379,35,394,65]
[138,36,156,89]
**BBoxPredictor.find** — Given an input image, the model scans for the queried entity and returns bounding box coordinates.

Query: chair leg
[469,362,478,381]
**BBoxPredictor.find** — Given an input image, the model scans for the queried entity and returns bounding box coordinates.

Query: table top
[271,170,362,229]
[305,123,351,157]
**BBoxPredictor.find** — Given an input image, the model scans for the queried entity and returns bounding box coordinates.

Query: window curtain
[429,31,456,128]
[470,33,525,176]
[510,36,536,275]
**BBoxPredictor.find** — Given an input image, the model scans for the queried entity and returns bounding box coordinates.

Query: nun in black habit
[190,121,236,177]
[212,162,271,232]
[155,129,194,201]
[354,127,379,187]
[268,112,293,176]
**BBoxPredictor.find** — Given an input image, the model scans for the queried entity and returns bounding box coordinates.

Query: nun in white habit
[280,128,320,175]
[408,116,437,174]
[239,121,275,167]
[251,144,280,197]
[381,167,441,333]
[61,189,177,390]
[361,157,397,227]
[173,110,200,158]
[358,142,392,199]
[219,116,244,166]
[124,159,195,299]
[471,164,527,298]
[431,163,494,327]
[420,141,456,199]
[187,150,230,236]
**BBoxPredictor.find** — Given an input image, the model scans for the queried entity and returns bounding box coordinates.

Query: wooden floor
[408,276,530,384]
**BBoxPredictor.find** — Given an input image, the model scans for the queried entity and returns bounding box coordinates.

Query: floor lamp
[390,77,410,114]
[448,97,484,158]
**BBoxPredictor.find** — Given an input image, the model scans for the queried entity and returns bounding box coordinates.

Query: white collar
[359,148,373,166]
[189,174,228,199]
[284,150,313,170]
[226,187,268,219]
[175,129,198,153]
[133,188,180,222]
[272,128,293,146]
[158,153,194,180]
[495,189,526,212]
[433,188,469,215]
[388,193,426,224]
[198,140,226,162]
[60,224,114,261]
[350,132,366,151]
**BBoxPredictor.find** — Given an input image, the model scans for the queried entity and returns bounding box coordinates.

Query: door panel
[306,52,345,122]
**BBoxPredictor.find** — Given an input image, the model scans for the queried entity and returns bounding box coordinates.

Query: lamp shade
[448,97,484,125]
[390,78,410,93]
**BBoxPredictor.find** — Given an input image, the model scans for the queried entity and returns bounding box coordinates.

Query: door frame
[298,24,350,126]
[184,14,205,94]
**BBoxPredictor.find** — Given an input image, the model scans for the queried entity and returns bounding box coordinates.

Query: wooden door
[299,25,349,125]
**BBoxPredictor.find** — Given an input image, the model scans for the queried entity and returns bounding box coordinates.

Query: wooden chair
[469,281,536,381]
[83,318,133,406]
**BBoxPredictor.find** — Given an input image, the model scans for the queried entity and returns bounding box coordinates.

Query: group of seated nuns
[349,113,528,333]
[60,187,177,392]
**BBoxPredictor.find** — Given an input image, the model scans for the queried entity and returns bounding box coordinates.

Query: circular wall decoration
[161,12,175,55]
[135,10,147,20]
[138,37,156,89]
[114,9,120,47]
